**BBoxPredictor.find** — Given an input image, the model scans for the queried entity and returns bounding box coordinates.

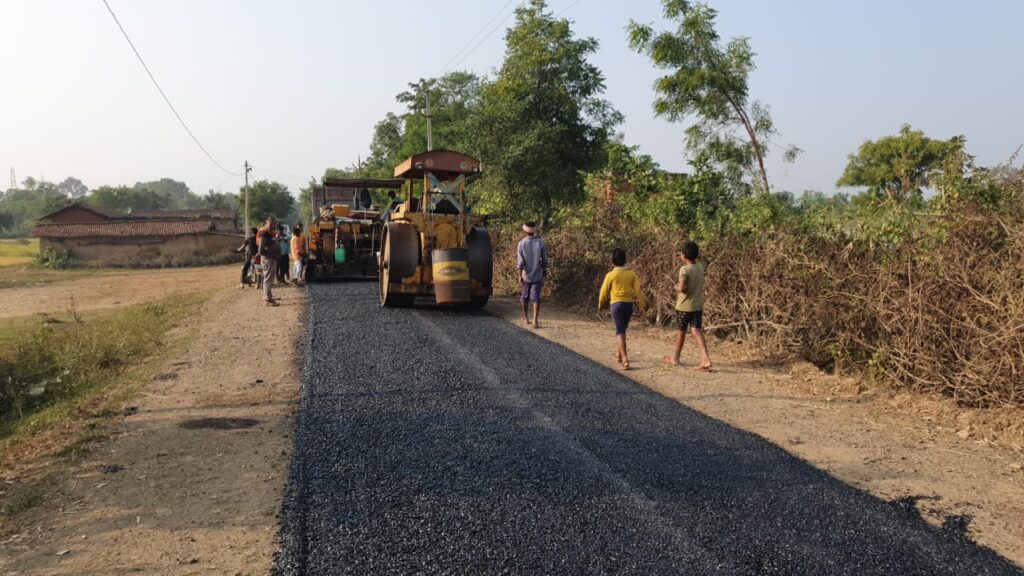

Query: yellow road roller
[378,150,492,308]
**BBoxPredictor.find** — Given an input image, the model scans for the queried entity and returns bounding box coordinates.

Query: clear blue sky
[2,0,1022,197]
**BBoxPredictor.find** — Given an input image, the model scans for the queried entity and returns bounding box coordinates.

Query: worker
[517,221,547,328]
[276,224,290,283]
[290,222,307,285]
[236,227,258,289]
[256,216,281,306]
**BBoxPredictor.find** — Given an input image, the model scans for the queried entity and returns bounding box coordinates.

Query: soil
[0,266,244,320]
[0,277,305,575]
[490,298,1024,567]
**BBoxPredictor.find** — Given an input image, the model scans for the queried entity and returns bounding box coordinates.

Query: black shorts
[676,311,704,331]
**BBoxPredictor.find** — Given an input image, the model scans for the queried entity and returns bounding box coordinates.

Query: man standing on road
[517,221,547,328]
[257,217,282,306]
[236,227,258,288]
[290,222,307,285]
[663,241,712,371]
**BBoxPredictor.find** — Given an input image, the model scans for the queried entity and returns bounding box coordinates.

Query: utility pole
[243,161,252,231]
[9,167,15,190]
[425,88,434,152]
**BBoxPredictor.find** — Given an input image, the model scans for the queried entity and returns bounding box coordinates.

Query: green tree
[134,178,202,209]
[470,0,621,221]
[627,0,797,194]
[837,124,967,204]
[240,180,294,224]
[88,186,172,212]
[202,191,238,210]
[56,177,89,199]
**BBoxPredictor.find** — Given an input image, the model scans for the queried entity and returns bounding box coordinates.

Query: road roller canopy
[321,178,405,210]
[393,150,481,180]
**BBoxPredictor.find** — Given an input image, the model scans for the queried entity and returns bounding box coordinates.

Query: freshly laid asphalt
[272,282,1022,575]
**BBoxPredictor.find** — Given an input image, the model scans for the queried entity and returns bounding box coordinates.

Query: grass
[0,238,38,268]
[0,293,208,465]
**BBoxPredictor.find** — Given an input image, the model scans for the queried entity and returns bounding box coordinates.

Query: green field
[0,238,39,267]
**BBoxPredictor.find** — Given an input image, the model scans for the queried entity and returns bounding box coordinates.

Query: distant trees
[133,178,203,209]
[837,124,968,204]
[57,177,89,199]
[241,180,295,224]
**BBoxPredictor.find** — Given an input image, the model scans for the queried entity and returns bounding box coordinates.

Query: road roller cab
[378,150,493,308]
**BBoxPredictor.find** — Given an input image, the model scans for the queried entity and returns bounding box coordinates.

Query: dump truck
[305,178,403,281]
[378,150,492,308]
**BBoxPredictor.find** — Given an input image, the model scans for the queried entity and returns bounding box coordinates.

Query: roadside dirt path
[0,282,304,575]
[0,266,240,320]
[490,298,1024,567]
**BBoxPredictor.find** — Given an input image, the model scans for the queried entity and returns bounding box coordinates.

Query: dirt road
[1,280,304,575]
[0,266,240,320]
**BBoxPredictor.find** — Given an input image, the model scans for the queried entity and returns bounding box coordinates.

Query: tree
[363,71,485,180]
[87,186,172,212]
[837,124,967,203]
[470,0,621,221]
[240,180,294,224]
[627,0,797,194]
[56,177,89,199]
[134,178,202,209]
[202,191,238,210]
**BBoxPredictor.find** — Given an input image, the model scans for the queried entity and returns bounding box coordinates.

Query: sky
[2,0,1022,198]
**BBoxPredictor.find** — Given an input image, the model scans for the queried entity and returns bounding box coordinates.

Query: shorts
[521,281,543,304]
[610,302,633,335]
[676,310,704,331]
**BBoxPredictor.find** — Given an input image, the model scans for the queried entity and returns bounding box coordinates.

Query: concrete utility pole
[9,167,15,190]
[244,161,252,230]
[425,89,434,152]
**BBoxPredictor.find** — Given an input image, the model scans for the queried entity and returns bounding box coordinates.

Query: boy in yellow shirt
[598,248,645,370]
[663,241,713,371]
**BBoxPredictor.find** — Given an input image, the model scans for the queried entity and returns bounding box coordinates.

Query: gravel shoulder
[488,297,1024,567]
[0,281,305,575]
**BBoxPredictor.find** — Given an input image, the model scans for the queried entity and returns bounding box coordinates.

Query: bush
[490,166,1024,407]
[36,248,78,269]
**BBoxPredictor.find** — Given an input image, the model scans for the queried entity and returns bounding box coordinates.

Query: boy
[663,241,712,371]
[598,248,644,370]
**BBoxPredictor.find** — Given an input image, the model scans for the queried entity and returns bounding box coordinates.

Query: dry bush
[490,198,1024,407]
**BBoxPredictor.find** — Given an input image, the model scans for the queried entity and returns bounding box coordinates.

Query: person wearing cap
[516,221,548,328]
[290,222,307,285]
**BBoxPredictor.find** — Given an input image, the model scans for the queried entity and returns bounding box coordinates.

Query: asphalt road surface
[273,283,1022,575]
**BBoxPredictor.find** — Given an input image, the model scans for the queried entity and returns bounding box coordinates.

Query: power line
[437,0,516,75]
[100,0,235,176]
[446,4,521,75]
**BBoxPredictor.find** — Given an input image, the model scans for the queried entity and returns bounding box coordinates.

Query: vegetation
[0,238,38,268]
[0,295,203,448]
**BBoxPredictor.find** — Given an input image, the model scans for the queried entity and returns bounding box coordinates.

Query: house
[33,203,242,265]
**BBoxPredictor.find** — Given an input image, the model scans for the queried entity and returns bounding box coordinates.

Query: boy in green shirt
[663,241,713,371]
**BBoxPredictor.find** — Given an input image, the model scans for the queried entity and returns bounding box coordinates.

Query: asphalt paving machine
[378,150,493,308]
[305,177,403,281]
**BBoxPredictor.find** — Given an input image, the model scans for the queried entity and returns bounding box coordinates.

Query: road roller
[306,177,404,281]
[378,149,493,308]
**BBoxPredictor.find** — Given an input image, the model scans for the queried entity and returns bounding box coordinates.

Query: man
[290,222,307,285]
[256,216,282,306]
[276,224,290,283]
[235,227,258,288]
[516,221,547,328]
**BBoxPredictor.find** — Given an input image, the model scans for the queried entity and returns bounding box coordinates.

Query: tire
[379,223,418,308]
